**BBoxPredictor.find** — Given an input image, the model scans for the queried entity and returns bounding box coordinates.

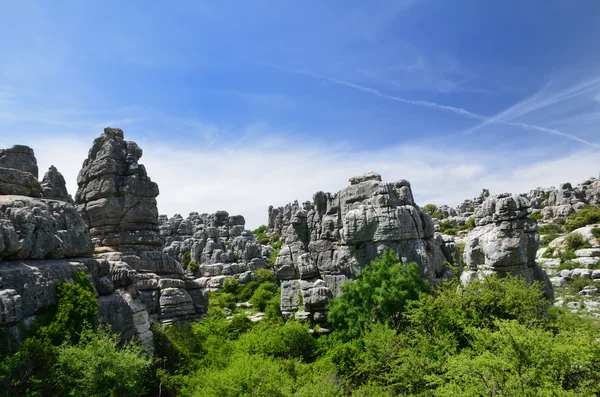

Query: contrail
[262,63,600,149]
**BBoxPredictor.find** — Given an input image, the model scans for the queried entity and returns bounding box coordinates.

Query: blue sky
[1,0,600,227]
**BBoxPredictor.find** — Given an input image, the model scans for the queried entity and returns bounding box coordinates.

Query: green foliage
[253,225,270,245]
[270,239,283,250]
[236,321,315,361]
[250,282,278,311]
[430,211,445,220]
[222,277,241,295]
[189,260,200,271]
[422,203,437,215]
[564,232,591,251]
[210,292,237,311]
[539,223,565,234]
[529,210,543,221]
[565,205,600,231]
[540,233,560,247]
[327,250,429,338]
[592,227,600,238]
[255,268,275,283]
[182,250,191,268]
[267,247,280,266]
[436,320,600,396]
[568,278,596,295]
[54,327,150,397]
[465,216,476,229]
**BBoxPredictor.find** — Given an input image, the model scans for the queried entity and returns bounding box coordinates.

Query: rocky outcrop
[462,194,553,300]
[75,128,207,333]
[0,146,42,198]
[75,128,161,252]
[41,166,74,204]
[160,211,268,291]
[272,172,451,326]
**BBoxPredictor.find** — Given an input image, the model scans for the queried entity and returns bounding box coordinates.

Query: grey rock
[41,166,74,204]
[575,248,600,257]
[0,146,38,178]
[464,194,553,300]
[0,196,93,260]
[579,285,598,297]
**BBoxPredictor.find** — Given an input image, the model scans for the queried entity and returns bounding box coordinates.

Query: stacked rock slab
[273,172,449,325]
[160,211,269,291]
[0,145,125,352]
[75,128,207,337]
[462,194,553,300]
[41,165,74,204]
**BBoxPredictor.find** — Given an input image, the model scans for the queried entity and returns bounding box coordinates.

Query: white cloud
[28,134,600,230]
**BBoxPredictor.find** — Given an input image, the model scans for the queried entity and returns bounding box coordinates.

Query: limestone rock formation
[75,128,162,251]
[0,145,41,198]
[41,165,74,204]
[75,128,207,333]
[160,211,267,291]
[271,173,450,325]
[462,194,553,300]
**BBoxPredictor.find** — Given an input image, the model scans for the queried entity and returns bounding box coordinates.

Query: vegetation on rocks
[565,205,600,231]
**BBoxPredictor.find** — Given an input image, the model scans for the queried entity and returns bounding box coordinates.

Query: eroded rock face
[160,211,268,291]
[75,128,206,334]
[0,145,41,198]
[271,173,450,324]
[0,196,93,260]
[462,194,553,300]
[75,128,161,251]
[41,166,74,204]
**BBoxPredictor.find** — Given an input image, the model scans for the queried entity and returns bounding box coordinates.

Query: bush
[465,217,476,229]
[210,292,237,311]
[253,225,270,245]
[565,205,600,231]
[238,281,260,302]
[422,203,437,214]
[540,233,560,247]
[564,232,591,251]
[222,278,241,295]
[539,223,564,235]
[430,211,445,220]
[529,211,542,221]
[189,260,199,272]
[267,248,280,267]
[54,327,150,397]
[328,250,429,338]
[182,251,191,268]
[236,321,315,361]
[255,268,275,284]
[592,227,600,239]
[250,282,278,311]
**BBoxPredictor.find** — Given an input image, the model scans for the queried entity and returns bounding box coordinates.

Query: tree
[327,250,429,338]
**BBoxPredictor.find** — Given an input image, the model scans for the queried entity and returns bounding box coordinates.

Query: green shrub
[222,278,241,295]
[238,281,260,302]
[188,260,199,272]
[328,251,429,338]
[270,240,283,250]
[253,225,270,245]
[465,217,476,229]
[422,204,437,215]
[565,205,600,231]
[54,327,150,397]
[255,268,274,284]
[564,232,591,251]
[568,278,596,295]
[539,223,564,235]
[250,282,278,311]
[182,251,191,268]
[529,211,543,221]
[430,211,445,220]
[556,260,578,271]
[540,233,560,247]
[559,249,577,263]
[542,248,557,258]
[236,321,315,361]
[210,292,237,311]
[592,227,600,238]
[267,249,280,267]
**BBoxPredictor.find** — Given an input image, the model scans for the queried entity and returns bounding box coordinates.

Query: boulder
[41,166,74,204]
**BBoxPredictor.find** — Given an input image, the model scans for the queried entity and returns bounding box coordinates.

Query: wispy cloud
[261,63,600,149]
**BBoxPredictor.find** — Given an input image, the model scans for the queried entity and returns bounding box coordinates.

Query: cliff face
[271,172,451,326]
[462,194,554,300]
[74,128,208,348]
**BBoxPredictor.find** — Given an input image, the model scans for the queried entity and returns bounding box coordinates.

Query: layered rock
[160,211,269,291]
[272,173,450,325]
[41,165,74,204]
[0,145,41,198]
[462,194,553,300]
[75,128,207,331]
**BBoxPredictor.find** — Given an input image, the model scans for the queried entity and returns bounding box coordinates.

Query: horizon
[2,0,600,228]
